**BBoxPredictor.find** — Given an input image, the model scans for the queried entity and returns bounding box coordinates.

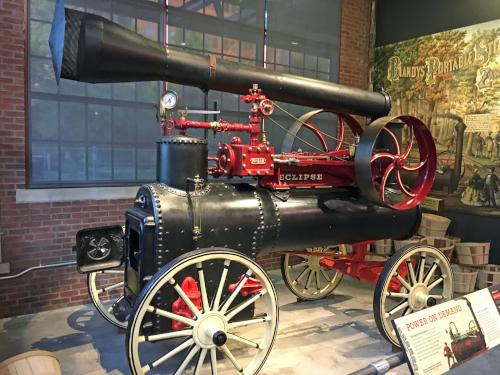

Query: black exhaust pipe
[49,0,390,117]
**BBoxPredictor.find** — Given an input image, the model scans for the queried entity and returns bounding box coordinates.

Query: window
[28,0,165,187]
[28,0,341,187]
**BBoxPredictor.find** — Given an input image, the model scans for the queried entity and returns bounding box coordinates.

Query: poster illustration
[393,287,500,375]
[373,20,500,215]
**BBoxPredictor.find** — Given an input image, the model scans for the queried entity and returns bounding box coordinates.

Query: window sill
[16,186,140,204]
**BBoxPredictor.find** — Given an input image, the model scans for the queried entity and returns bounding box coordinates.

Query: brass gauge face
[160,90,178,110]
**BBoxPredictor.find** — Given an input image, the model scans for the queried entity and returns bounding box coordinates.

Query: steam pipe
[0,261,76,281]
[49,0,391,118]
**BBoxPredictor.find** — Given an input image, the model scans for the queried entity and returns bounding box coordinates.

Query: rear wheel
[87,268,127,329]
[373,244,454,346]
[281,245,346,301]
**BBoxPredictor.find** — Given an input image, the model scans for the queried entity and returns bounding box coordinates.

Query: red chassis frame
[280,242,409,293]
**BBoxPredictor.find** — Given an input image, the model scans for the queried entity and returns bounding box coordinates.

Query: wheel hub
[193,312,228,348]
[408,283,430,310]
[307,255,323,272]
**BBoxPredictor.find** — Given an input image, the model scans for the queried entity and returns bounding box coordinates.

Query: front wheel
[373,244,454,347]
[126,248,278,375]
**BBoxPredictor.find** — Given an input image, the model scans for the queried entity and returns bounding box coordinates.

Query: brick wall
[0,0,373,318]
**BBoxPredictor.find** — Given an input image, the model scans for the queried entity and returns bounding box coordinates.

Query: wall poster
[373,20,500,215]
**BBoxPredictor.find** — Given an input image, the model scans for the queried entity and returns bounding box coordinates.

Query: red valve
[228,275,263,297]
[171,276,202,330]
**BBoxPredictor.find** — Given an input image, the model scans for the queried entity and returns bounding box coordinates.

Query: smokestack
[49,0,391,117]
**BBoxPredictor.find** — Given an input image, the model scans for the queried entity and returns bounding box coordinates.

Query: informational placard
[393,285,500,375]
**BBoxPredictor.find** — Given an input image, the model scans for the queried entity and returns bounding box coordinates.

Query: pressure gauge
[160,90,178,110]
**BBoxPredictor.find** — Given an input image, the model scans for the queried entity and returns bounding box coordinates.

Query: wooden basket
[451,264,478,294]
[455,242,490,266]
[445,235,461,245]
[476,264,500,289]
[421,236,455,260]
[393,235,425,251]
[417,214,451,237]
[0,351,61,375]
[373,239,393,256]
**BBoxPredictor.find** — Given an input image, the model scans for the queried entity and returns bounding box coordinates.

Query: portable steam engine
[50,1,454,374]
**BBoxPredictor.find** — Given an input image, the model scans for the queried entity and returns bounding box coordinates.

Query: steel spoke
[428,277,444,291]
[293,266,310,285]
[417,255,426,283]
[210,348,218,375]
[406,259,417,286]
[402,159,427,171]
[386,301,409,317]
[146,306,195,327]
[403,306,413,316]
[386,292,409,299]
[228,315,271,329]
[99,281,124,294]
[423,262,439,286]
[227,332,260,349]
[193,348,207,375]
[218,344,244,372]
[395,171,415,197]
[315,271,321,291]
[170,278,202,317]
[371,151,395,162]
[196,262,210,313]
[395,273,411,291]
[174,345,200,375]
[320,269,332,283]
[226,290,267,321]
[289,261,308,270]
[138,329,192,343]
[380,163,395,202]
[144,338,194,372]
[220,269,252,314]
[212,260,230,311]
[303,269,313,291]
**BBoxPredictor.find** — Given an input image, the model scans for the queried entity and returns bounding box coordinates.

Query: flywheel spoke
[371,151,395,162]
[395,171,415,197]
[380,163,395,202]
[402,159,427,171]
[401,127,414,159]
[382,127,401,154]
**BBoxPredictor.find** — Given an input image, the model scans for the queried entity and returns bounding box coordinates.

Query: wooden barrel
[0,351,61,375]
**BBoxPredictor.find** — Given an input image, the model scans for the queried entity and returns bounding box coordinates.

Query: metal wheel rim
[127,249,278,375]
[88,269,127,329]
[377,245,453,346]
[282,245,345,300]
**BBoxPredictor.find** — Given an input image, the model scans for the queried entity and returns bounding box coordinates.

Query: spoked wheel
[374,244,454,346]
[126,249,278,375]
[88,268,127,329]
[280,245,347,301]
[281,109,363,153]
[355,115,436,210]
